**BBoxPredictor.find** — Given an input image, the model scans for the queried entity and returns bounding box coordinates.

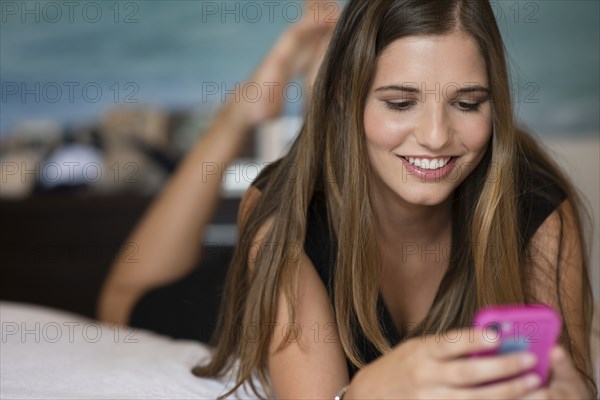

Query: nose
[414,103,452,151]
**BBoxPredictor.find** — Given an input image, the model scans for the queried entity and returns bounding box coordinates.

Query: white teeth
[403,156,452,170]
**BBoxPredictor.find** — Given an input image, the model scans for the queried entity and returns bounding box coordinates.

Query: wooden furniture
[0,193,240,320]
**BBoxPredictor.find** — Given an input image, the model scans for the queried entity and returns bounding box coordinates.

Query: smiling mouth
[398,156,457,170]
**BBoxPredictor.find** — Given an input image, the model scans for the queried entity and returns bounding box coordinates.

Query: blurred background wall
[1,1,599,300]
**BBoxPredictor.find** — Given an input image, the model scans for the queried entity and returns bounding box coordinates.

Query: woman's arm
[238,184,351,397]
[269,249,351,397]
[523,198,597,398]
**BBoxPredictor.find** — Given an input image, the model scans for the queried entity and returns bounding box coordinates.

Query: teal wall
[1,0,598,136]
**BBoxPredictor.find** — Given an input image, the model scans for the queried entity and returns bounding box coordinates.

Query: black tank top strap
[304,191,337,291]
[519,173,568,250]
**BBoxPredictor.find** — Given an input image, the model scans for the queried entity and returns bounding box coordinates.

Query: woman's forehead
[373,31,489,90]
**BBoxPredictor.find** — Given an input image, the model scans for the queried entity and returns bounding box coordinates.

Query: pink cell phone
[470,304,562,387]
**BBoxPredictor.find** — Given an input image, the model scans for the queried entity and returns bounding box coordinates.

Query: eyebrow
[374,84,490,95]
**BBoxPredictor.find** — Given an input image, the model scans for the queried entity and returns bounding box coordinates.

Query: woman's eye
[457,101,481,112]
[384,100,482,112]
[385,101,414,111]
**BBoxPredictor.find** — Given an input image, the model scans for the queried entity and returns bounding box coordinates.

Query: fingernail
[525,373,541,388]
[521,353,537,367]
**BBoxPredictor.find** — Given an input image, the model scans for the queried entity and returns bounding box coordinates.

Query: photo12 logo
[1,82,139,104]
[1,1,140,24]
[2,321,139,344]
[199,1,341,24]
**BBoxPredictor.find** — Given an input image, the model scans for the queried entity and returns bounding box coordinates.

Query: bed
[0,301,268,399]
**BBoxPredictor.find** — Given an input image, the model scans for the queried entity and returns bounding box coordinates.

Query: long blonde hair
[193,1,597,398]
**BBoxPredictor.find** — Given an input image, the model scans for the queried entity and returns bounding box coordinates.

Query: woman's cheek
[364,108,410,149]
[457,116,492,154]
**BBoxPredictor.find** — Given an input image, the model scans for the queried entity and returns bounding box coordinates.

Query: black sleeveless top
[251,171,567,379]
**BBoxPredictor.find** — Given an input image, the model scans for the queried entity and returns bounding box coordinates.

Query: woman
[193,1,597,399]
[100,1,597,399]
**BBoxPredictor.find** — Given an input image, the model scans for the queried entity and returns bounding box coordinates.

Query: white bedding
[0,301,269,399]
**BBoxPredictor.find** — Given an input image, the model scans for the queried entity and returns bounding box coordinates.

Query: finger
[454,372,541,400]
[440,351,538,387]
[548,345,575,380]
[519,388,550,400]
[428,328,499,360]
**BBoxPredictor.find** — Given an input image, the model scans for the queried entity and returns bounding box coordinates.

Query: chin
[394,186,454,207]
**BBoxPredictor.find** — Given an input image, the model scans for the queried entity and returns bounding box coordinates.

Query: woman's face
[364,30,493,207]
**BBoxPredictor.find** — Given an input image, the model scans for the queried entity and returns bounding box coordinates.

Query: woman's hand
[345,328,542,399]
[520,345,594,400]
[230,0,340,129]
